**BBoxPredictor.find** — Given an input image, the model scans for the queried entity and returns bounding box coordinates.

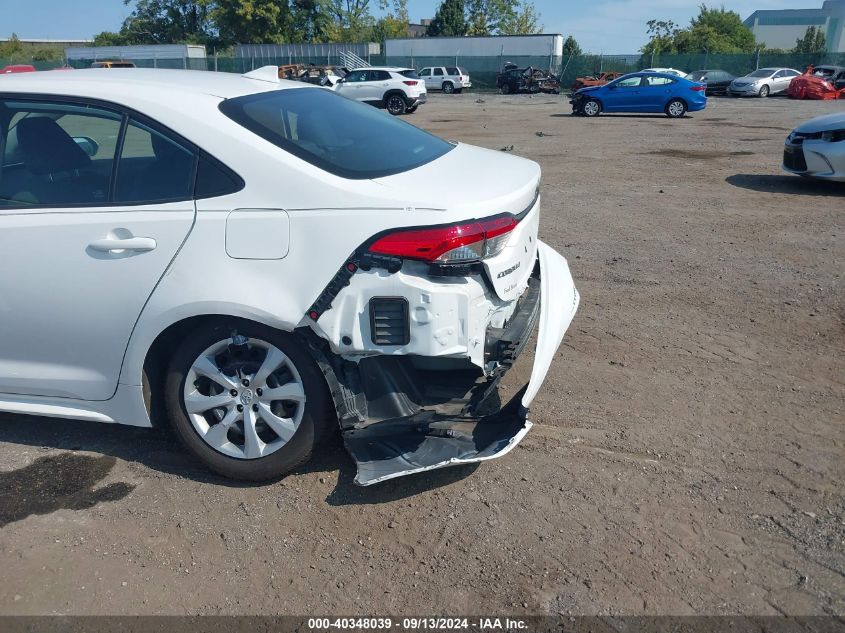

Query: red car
[1,64,36,74]
[788,65,845,100]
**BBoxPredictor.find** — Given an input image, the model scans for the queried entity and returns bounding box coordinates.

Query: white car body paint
[0,68,579,458]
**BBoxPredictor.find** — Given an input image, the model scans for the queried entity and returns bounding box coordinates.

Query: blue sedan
[570,72,707,118]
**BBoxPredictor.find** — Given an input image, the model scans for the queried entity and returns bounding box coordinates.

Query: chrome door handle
[89,237,157,252]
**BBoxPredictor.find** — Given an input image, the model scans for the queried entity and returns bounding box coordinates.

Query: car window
[369,70,391,81]
[644,76,675,86]
[785,69,800,77]
[219,87,453,180]
[614,76,642,88]
[114,118,197,204]
[419,68,431,77]
[345,70,368,83]
[433,68,444,76]
[0,99,122,207]
[748,69,773,78]
[399,69,419,79]
[446,67,459,75]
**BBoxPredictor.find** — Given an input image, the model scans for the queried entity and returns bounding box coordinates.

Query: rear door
[0,97,197,401]
[640,75,676,111]
[432,67,445,89]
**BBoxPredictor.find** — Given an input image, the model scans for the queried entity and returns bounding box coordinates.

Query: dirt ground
[0,93,842,617]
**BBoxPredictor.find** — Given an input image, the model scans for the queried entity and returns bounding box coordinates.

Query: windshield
[219,88,453,180]
[748,69,774,78]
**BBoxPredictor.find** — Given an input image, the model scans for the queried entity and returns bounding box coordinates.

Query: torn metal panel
[344,387,531,486]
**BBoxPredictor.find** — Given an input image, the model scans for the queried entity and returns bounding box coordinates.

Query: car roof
[0,68,309,102]
[356,66,412,72]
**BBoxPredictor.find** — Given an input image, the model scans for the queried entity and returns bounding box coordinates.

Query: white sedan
[783,112,845,182]
[641,67,687,78]
[0,67,579,486]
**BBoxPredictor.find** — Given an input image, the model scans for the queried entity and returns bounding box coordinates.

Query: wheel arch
[666,95,688,109]
[383,89,408,105]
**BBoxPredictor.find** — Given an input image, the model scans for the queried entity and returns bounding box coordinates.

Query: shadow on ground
[0,414,475,509]
[726,173,845,196]
[0,453,135,527]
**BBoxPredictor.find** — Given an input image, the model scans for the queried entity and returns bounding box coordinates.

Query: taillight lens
[403,80,419,86]
[369,215,519,263]
[691,84,706,91]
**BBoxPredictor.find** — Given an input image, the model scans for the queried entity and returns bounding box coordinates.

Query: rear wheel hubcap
[184,338,306,460]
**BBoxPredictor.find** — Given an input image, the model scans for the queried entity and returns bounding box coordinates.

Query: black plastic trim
[369,297,411,346]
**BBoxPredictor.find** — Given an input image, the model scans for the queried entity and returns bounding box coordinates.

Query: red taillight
[369,216,519,263]
[691,84,706,91]
[403,80,419,86]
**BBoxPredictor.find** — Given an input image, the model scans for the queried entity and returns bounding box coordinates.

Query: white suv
[419,67,472,94]
[0,67,578,486]
[333,66,426,115]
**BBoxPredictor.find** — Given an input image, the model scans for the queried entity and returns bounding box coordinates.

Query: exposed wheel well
[142,315,281,427]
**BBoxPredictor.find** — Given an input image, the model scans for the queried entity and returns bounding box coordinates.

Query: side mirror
[73,136,99,157]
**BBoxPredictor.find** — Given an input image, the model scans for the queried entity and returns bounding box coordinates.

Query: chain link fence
[4,51,845,92]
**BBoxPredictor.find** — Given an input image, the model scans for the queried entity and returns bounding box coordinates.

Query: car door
[334,69,369,101]
[640,75,676,111]
[771,69,790,93]
[602,75,644,112]
[0,97,197,401]
[432,67,445,90]
[365,70,392,103]
[419,67,433,90]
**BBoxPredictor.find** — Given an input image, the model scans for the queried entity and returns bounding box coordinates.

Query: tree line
[91,0,542,50]
[641,4,827,56]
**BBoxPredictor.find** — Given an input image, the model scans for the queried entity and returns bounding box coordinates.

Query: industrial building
[744,0,845,52]
[64,44,207,68]
[385,33,563,60]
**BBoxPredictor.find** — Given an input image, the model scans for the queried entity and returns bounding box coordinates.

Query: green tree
[31,47,62,62]
[118,0,215,45]
[92,30,131,46]
[213,0,293,45]
[562,35,581,57]
[497,1,541,35]
[641,19,678,54]
[0,33,24,60]
[373,0,409,41]
[322,0,376,41]
[465,0,537,35]
[427,0,467,37]
[793,25,826,54]
[641,5,757,54]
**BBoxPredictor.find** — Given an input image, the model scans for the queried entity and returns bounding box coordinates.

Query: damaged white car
[0,67,579,486]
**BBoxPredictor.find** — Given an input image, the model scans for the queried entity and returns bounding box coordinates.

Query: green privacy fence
[5,51,845,91]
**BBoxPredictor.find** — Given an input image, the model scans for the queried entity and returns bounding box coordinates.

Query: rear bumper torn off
[343,241,579,486]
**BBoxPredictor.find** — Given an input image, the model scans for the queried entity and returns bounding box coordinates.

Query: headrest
[17,116,91,175]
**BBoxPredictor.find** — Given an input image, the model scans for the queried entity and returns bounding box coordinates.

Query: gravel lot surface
[0,93,842,616]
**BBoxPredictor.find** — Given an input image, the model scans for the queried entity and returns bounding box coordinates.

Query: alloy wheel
[183,337,306,460]
[583,100,600,117]
[667,100,686,117]
[387,95,406,115]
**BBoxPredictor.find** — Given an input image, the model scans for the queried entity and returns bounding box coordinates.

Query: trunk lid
[372,143,541,301]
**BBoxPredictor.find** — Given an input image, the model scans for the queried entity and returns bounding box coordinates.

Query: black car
[686,69,735,95]
[496,65,560,94]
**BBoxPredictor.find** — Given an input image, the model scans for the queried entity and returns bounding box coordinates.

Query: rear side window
[400,69,419,79]
[370,70,391,81]
[446,67,459,75]
[114,118,197,203]
[195,152,244,199]
[644,76,675,86]
[219,87,453,180]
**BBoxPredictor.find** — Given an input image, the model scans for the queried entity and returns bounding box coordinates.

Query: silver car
[783,112,845,182]
[728,67,801,97]
[418,66,472,94]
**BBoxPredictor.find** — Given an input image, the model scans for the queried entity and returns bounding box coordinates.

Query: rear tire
[758,84,770,98]
[665,98,686,118]
[385,93,407,115]
[442,82,455,94]
[164,320,335,481]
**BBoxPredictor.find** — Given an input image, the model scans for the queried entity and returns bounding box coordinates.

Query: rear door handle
[89,237,157,253]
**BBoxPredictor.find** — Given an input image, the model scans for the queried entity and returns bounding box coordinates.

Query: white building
[744,0,845,52]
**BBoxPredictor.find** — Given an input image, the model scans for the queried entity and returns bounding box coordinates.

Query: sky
[2,0,828,53]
